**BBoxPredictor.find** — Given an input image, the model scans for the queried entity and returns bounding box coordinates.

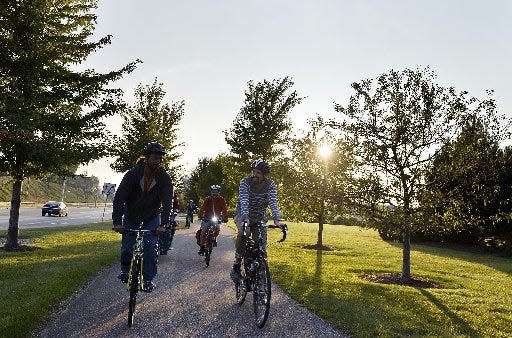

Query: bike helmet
[144,142,166,156]
[251,159,271,174]
[210,184,221,192]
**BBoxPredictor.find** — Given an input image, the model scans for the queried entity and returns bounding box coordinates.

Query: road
[0,207,114,231]
[37,224,348,337]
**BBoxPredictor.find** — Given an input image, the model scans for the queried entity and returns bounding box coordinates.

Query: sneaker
[117,272,128,284]
[198,246,205,256]
[142,280,155,293]
[230,264,241,283]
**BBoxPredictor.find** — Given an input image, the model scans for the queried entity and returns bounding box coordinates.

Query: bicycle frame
[126,228,152,327]
[204,216,220,267]
[127,229,150,290]
[236,222,287,328]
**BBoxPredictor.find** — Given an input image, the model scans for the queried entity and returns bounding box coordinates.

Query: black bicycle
[235,222,287,328]
[203,215,222,267]
[185,213,193,228]
[126,227,152,327]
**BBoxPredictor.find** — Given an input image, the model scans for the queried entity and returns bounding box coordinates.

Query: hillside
[0,176,104,205]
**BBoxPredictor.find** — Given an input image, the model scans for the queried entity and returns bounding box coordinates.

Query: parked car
[42,201,68,217]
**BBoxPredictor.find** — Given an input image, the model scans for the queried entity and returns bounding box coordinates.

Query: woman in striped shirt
[230,159,285,283]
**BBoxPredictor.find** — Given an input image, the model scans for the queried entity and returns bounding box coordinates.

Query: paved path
[38,224,348,337]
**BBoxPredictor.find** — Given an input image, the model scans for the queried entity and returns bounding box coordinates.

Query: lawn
[266,222,512,337]
[1,221,510,337]
[0,222,119,338]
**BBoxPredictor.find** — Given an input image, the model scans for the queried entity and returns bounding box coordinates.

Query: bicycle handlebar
[268,224,288,242]
[243,222,288,242]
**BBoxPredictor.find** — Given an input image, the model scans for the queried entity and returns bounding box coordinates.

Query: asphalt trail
[38,224,348,337]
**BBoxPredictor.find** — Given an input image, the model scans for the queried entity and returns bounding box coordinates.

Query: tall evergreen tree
[0,0,139,250]
[110,78,185,180]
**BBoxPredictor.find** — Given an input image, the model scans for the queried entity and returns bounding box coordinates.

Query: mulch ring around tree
[0,238,38,252]
[302,243,335,251]
[361,272,440,289]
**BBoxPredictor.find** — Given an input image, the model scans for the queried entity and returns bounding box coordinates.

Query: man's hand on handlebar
[112,224,125,233]
[156,225,167,236]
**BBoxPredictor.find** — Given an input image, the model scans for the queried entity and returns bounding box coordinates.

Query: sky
[77,0,512,187]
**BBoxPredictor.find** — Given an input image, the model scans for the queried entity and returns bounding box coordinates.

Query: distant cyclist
[197,185,228,255]
[230,159,286,282]
[160,191,180,255]
[185,200,197,227]
[112,142,173,292]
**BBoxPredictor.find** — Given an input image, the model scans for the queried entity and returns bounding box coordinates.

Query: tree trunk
[402,225,411,283]
[317,199,325,247]
[5,179,22,251]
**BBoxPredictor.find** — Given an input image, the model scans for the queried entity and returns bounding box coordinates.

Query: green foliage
[421,121,512,249]
[268,222,512,337]
[110,78,185,181]
[224,76,304,164]
[280,127,353,224]
[0,222,119,337]
[332,67,473,278]
[185,154,239,207]
[0,0,139,181]
[0,0,138,248]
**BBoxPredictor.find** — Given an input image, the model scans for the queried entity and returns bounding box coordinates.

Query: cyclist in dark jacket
[112,142,173,292]
[185,200,197,223]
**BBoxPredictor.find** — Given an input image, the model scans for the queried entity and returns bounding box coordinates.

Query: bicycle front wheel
[127,258,140,327]
[204,236,213,267]
[253,259,271,328]
[235,259,248,305]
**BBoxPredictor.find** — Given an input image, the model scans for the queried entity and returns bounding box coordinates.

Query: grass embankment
[0,222,119,337]
[266,223,512,337]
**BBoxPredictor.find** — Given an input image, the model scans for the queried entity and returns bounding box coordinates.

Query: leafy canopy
[224,76,304,164]
[111,78,185,180]
[0,0,139,180]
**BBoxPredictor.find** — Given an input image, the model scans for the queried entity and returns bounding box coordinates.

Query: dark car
[42,201,68,217]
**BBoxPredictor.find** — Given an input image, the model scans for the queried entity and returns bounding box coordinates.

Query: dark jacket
[112,162,173,227]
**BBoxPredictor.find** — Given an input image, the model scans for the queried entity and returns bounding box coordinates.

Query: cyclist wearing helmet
[112,141,173,292]
[197,184,228,255]
[185,199,197,225]
[230,159,285,282]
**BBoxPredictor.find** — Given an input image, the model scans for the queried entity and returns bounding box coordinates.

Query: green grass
[266,222,512,337]
[0,223,119,337]
[1,222,511,337]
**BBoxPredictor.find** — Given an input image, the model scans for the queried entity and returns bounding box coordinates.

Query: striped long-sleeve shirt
[236,176,280,224]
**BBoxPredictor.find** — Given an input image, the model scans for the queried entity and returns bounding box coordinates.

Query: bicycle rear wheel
[253,259,271,328]
[235,259,248,305]
[127,258,140,327]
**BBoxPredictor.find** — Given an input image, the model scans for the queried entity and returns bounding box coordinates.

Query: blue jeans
[120,214,159,281]
[160,227,175,253]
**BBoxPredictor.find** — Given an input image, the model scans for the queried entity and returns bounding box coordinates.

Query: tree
[111,78,185,180]
[224,77,304,165]
[0,0,138,250]
[280,126,352,249]
[421,119,512,246]
[331,67,475,282]
[186,154,237,208]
